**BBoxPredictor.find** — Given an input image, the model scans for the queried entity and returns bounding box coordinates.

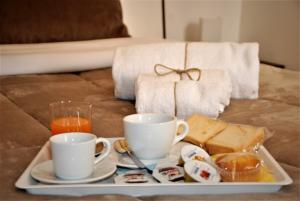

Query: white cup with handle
[124,113,189,160]
[50,132,111,180]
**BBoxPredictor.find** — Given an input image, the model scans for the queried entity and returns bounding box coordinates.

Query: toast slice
[183,114,227,148]
[206,124,265,155]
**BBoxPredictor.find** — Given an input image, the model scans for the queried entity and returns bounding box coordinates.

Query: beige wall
[239,0,299,71]
[120,0,163,38]
[165,0,242,42]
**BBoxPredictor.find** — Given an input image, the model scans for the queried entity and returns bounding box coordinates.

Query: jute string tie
[154,64,201,81]
[152,43,202,116]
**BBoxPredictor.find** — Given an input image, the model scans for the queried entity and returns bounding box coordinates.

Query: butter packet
[179,144,211,166]
[184,160,221,183]
[114,169,157,184]
[153,163,185,183]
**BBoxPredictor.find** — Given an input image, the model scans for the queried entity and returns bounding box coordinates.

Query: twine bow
[154,64,201,81]
[152,43,202,116]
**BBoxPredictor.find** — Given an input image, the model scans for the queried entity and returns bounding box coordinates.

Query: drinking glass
[49,100,92,135]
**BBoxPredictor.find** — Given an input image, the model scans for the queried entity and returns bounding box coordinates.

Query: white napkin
[135,69,232,119]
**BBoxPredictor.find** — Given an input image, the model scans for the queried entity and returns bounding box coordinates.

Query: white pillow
[0,37,165,75]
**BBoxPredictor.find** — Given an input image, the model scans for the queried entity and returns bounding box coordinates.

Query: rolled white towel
[135,74,180,116]
[113,42,186,100]
[113,42,259,100]
[187,42,259,99]
[135,70,232,119]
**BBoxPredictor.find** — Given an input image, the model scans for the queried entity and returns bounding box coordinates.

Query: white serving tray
[15,138,292,197]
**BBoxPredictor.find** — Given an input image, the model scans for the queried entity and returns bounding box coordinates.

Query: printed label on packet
[114,170,157,184]
[153,163,185,183]
[181,145,211,163]
[184,160,221,183]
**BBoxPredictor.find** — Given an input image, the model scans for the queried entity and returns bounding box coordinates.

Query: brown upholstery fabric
[0,93,50,150]
[259,66,300,106]
[0,0,129,44]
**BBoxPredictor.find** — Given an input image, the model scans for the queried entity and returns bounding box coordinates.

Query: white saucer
[115,151,181,169]
[31,159,117,184]
[111,139,190,169]
[117,154,161,169]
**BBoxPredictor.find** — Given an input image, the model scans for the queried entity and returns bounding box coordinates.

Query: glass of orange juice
[49,100,92,135]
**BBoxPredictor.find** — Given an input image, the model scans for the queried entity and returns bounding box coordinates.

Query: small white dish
[31,158,116,184]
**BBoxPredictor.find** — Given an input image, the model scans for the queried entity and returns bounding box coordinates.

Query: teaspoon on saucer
[113,139,154,175]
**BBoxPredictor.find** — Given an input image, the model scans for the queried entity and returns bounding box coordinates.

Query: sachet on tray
[135,68,232,119]
[113,42,259,100]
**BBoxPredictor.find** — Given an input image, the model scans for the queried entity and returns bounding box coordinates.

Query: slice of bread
[206,124,265,155]
[183,114,227,148]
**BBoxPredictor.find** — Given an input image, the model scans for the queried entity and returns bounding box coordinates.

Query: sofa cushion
[0,0,129,44]
[259,64,300,106]
[0,93,50,150]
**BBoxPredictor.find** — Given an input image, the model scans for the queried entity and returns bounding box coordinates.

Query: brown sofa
[0,64,299,201]
[0,0,299,200]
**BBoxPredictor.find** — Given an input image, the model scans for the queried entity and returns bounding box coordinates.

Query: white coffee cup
[50,132,111,180]
[124,113,189,160]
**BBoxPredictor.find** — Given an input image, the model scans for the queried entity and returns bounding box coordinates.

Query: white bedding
[0,37,165,75]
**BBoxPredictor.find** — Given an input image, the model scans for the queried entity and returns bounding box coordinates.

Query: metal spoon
[113,139,153,174]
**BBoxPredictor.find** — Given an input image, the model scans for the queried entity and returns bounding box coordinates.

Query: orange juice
[51,117,92,135]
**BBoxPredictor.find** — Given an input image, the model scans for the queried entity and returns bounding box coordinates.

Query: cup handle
[173,120,189,145]
[94,138,111,164]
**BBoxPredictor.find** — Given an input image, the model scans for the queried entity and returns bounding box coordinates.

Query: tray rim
[15,138,293,192]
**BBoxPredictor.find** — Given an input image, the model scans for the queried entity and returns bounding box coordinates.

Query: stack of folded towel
[135,70,232,119]
[112,42,259,118]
